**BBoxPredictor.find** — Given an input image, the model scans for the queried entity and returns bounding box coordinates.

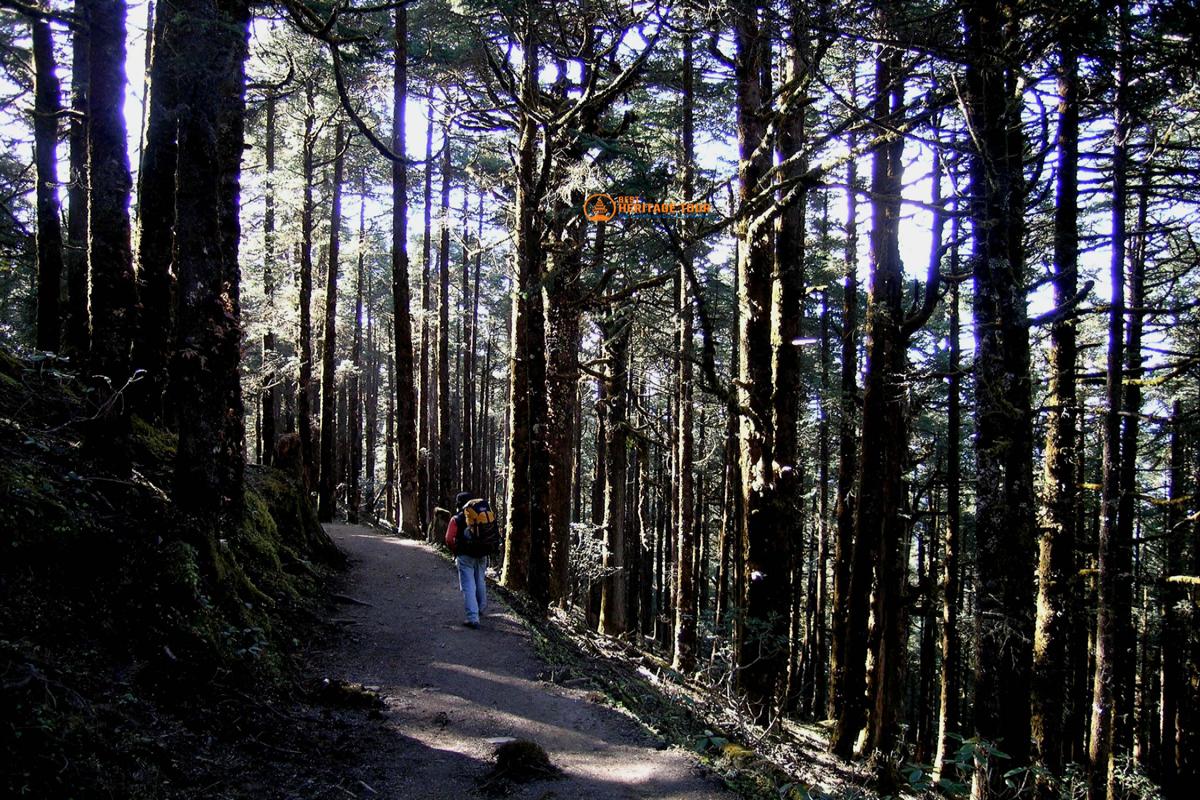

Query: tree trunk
[297,86,317,491]
[85,0,137,469]
[385,344,396,525]
[1090,5,1131,797]
[461,195,474,491]
[348,183,365,524]
[391,6,421,537]
[673,21,697,673]
[63,2,90,359]
[171,0,248,528]
[598,312,630,635]
[131,0,178,418]
[1159,403,1185,799]
[1113,175,1146,765]
[832,40,908,758]
[436,123,454,509]
[501,18,551,604]
[260,92,279,465]
[962,1,1036,793]
[732,0,789,722]
[772,0,809,711]
[1032,42,1079,798]
[544,232,586,606]
[827,86,860,724]
[932,216,964,785]
[31,17,64,353]
[318,123,346,522]
[418,101,434,529]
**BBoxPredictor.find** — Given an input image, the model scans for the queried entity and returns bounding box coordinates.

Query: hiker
[445,491,498,629]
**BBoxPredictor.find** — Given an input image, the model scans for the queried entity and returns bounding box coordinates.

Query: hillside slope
[0,349,344,797]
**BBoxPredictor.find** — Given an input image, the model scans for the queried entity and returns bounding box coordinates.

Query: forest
[0,0,1198,798]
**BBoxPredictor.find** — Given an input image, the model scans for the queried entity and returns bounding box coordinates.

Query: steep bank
[0,349,344,797]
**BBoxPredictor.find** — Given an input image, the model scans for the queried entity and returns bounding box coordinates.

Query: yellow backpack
[460,498,499,556]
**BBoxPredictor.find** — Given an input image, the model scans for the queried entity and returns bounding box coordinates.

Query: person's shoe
[462,620,480,629]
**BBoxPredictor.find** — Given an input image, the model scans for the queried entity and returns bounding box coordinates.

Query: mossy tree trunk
[1032,40,1080,799]
[84,0,137,470]
[962,1,1036,794]
[172,0,249,527]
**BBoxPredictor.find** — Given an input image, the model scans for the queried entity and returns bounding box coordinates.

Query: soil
[310,523,735,799]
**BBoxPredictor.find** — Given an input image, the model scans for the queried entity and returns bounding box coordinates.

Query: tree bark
[171,0,248,528]
[1090,5,1131,798]
[673,19,697,673]
[84,0,137,469]
[131,0,178,418]
[1032,42,1079,798]
[832,39,908,757]
[31,17,64,353]
[962,1,1036,793]
[63,1,90,359]
[349,181,365,524]
[297,86,317,491]
[461,194,475,491]
[418,101,434,529]
[260,92,278,464]
[436,121,454,508]
[732,0,789,722]
[932,214,964,785]
[827,85,860,724]
[318,123,346,522]
[598,311,630,635]
[1159,402,1185,797]
[392,6,421,537]
[501,14,552,604]
[543,231,585,606]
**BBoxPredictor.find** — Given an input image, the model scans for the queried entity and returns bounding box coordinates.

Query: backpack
[458,498,499,557]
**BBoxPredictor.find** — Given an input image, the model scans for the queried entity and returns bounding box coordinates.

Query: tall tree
[297,85,317,489]
[962,0,1036,793]
[672,12,697,673]
[1089,6,1132,799]
[318,123,346,522]
[827,99,859,723]
[259,91,279,464]
[1032,38,1080,797]
[832,20,914,755]
[171,0,250,526]
[499,10,544,596]
[84,0,137,468]
[391,5,421,538]
[598,310,631,634]
[30,16,64,353]
[63,0,90,359]
[132,0,179,419]
[436,117,453,508]
[731,0,790,720]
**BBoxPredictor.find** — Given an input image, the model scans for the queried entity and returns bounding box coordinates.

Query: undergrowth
[0,349,345,798]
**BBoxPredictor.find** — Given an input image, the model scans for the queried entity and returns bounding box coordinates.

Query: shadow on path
[311,525,733,800]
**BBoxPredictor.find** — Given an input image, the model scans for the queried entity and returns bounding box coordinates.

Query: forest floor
[304,523,735,799]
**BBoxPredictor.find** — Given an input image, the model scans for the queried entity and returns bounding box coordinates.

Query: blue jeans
[456,555,488,623]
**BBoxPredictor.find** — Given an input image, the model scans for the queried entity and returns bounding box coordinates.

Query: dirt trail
[314,524,733,799]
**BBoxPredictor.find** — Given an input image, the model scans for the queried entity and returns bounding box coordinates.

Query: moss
[0,347,21,380]
[158,540,202,601]
[1,344,347,797]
